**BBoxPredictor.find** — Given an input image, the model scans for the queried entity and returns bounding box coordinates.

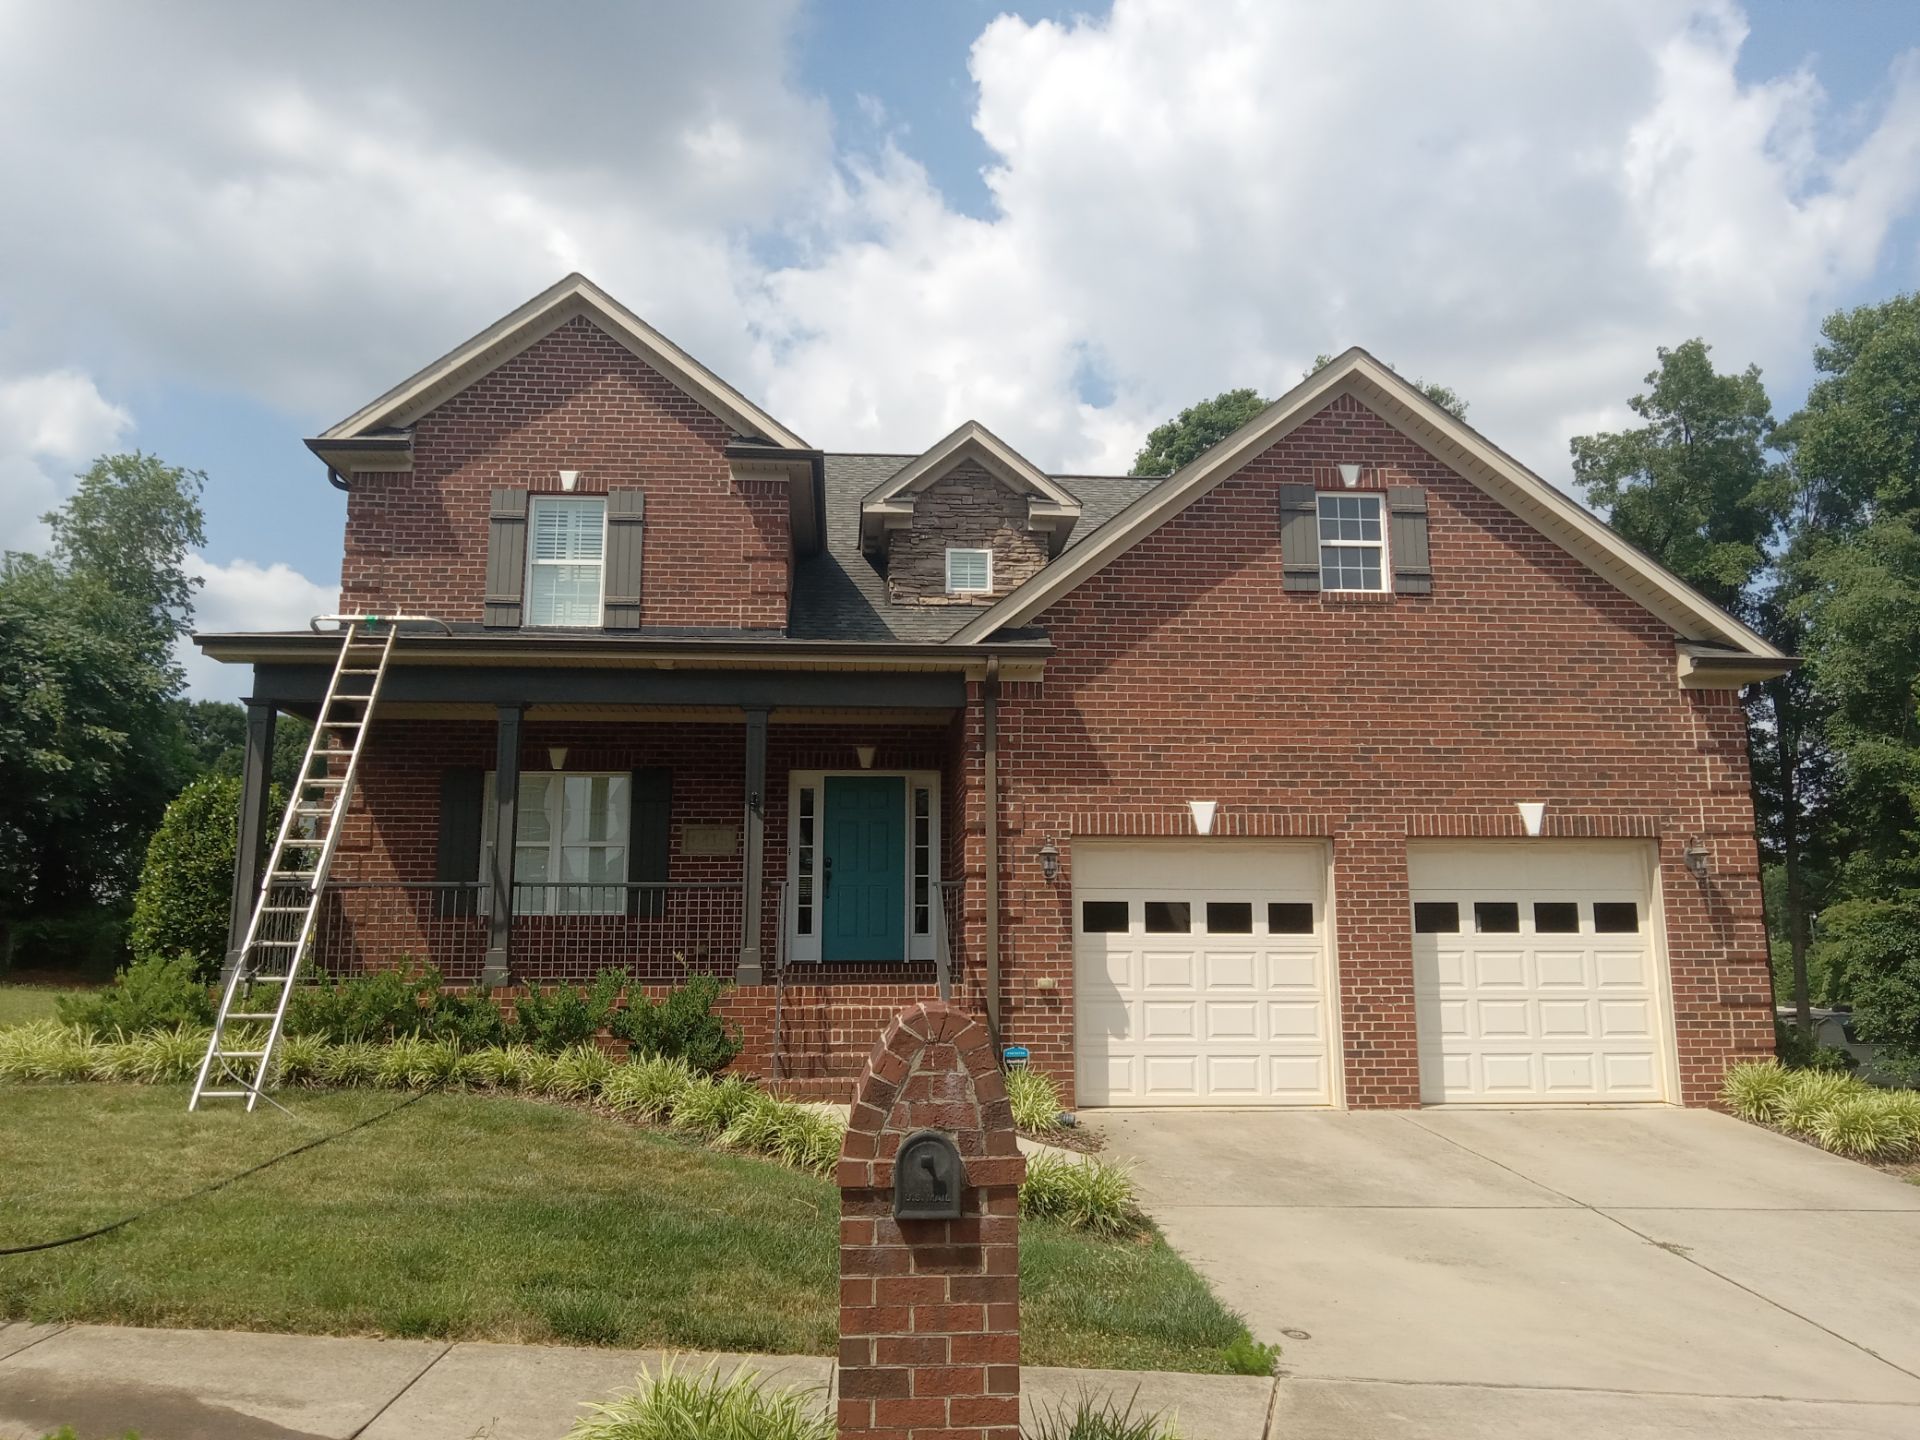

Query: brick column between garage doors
[836,1000,1026,1440]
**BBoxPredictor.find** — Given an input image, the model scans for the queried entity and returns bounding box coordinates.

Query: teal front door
[823,775,906,962]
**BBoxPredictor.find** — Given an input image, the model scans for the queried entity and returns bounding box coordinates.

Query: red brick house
[200,274,1791,1108]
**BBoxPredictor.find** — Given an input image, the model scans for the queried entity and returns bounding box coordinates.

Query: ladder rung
[252,939,299,948]
[197,1090,252,1099]
[225,1011,279,1022]
[301,778,346,786]
[245,974,293,984]
[260,905,308,913]
[292,805,334,816]
[216,1049,269,1059]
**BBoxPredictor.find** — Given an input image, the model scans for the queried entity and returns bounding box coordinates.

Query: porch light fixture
[855,744,876,770]
[1338,463,1363,489]
[1683,839,1710,880]
[547,746,569,770]
[558,469,580,492]
[1516,801,1546,837]
[1037,836,1060,883]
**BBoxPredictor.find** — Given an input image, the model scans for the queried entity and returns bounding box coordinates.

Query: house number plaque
[893,1129,965,1220]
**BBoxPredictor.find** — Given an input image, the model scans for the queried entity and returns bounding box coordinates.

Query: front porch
[212,633,1031,1087]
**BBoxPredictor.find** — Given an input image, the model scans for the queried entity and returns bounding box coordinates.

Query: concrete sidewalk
[0,1323,1277,1440]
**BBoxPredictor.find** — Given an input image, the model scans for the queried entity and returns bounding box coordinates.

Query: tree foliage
[0,453,206,919]
[1132,388,1269,475]
[129,773,286,974]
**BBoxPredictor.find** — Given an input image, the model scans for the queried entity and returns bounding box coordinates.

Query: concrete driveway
[1097,1106,1920,1439]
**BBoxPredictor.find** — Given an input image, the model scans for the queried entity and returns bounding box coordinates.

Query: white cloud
[179,555,337,701]
[0,0,1917,519]
[0,369,133,550]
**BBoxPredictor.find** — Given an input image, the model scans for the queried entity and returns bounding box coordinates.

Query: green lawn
[0,1085,1252,1373]
[0,986,84,1028]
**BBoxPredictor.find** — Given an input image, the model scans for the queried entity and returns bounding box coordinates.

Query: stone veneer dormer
[858,420,1080,606]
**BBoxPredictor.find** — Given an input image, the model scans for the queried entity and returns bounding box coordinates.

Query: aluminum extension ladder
[189,613,448,1111]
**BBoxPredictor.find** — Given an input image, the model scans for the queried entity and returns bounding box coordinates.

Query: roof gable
[858,420,1082,555]
[319,273,808,450]
[951,349,1787,665]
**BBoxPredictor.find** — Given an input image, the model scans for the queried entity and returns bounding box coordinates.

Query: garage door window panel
[1205,901,1253,934]
[1414,901,1460,933]
[1144,900,1192,933]
[1267,902,1315,934]
[1593,901,1640,933]
[1474,900,1521,933]
[1533,901,1580,933]
[1081,900,1129,934]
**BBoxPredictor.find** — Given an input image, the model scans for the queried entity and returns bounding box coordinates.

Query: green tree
[1309,354,1469,421]
[174,698,312,794]
[130,773,285,975]
[1567,341,1832,1035]
[0,453,206,921]
[1133,388,1269,475]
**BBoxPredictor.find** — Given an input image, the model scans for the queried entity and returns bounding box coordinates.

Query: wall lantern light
[1037,836,1060,883]
[547,746,569,770]
[559,469,581,492]
[1683,840,1710,880]
[1338,463,1363,489]
[855,744,877,770]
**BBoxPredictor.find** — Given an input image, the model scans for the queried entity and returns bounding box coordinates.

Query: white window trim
[481,770,631,915]
[1316,491,1391,593]
[525,495,609,627]
[785,770,941,965]
[945,547,994,595]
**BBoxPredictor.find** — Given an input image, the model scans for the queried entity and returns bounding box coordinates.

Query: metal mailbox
[893,1128,966,1220]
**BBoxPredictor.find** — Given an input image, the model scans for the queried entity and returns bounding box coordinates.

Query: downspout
[983,657,1005,1056]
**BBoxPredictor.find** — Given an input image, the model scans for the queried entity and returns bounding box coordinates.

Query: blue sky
[1,0,1917,700]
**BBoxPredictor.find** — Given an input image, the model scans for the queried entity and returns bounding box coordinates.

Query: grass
[0,985,87,1029]
[0,1084,1256,1373]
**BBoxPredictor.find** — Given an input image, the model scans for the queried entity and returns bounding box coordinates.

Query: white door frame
[785,770,941,965]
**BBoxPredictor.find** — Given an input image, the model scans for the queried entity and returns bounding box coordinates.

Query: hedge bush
[1722,1060,1920,1160]
[55,955,213,1036]
[612,973,741,1074]
[129,775,282,977]
[510,968,627,1052]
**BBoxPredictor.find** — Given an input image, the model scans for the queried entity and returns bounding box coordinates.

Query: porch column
[484,704,524,987]
[223,698,278,985]
[738,705,770,984]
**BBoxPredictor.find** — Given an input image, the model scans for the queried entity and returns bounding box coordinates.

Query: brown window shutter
[628,766,671,919]
[483,488,529,627]
[1389,487,1432,595]
[435,768,484,917]
[1279,483,1321,592]
[603,488,646,630]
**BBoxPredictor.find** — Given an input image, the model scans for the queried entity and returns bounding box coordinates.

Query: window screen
[527,497,606,625]
[1593,901,1640,933]
[1533,901,1580,933]
[1267,902,1315,934]
[1474,901,1520,933]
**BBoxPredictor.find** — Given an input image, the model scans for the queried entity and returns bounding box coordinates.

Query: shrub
[1019,1154,1141,1238]
[1836,898,1920,1084]
[548,1043,615,1100]
[285,963,494,1045]
[565,1359,832,1440]
[1810,1095,1913,1160]
[319,1040,382,1088]
[55,955,214,1037]
[1721,1060,1796,1122]
[1773,1070,1859,1135]
[3,905,131,981]
[129,775,282,976]
[668,1075,759,1139]
[1220,1335,1282,1377]
[771,1104,845,1178]
[512,969,627,1053]
[1023,1392,1177,1440]
[601,1054,695,1121]
[275,1032,327,1086]
[1774,1018,1856,1072]
[1006,1066,1064,1132]
[129,1023,212,1083]
[613,975,742,1074]
[717,1087,787,1152]
[0,1022,96,1082]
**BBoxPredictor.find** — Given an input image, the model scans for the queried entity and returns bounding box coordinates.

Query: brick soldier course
[837,1001,1025,1440]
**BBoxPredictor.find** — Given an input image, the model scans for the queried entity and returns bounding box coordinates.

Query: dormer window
[527,496,607,626]
[946,547,993,595]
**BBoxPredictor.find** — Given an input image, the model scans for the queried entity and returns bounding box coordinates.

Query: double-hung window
[1317,493,1386,591]
[527,496,607,626]
[945,547,992,594]
[482,771,630,915]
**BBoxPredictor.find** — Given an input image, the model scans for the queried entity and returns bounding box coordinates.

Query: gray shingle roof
[786,455,1166,642]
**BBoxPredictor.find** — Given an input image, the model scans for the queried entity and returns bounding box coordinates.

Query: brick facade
[837,1001,1023,1440]
[342,315,790,630]
[988,393,1773,1107]
[884,462,1050,605]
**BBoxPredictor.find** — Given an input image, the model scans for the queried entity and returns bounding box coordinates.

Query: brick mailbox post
[837,1000,1026,1440]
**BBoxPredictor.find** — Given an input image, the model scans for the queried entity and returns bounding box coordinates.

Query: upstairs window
[1318,493,1386,591]
[527,496,606,626]
[946,547,993,594]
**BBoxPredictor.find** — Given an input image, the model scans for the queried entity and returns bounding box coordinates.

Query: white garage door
[1410,842,1670,1104]
[1075,842,1333,1106]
